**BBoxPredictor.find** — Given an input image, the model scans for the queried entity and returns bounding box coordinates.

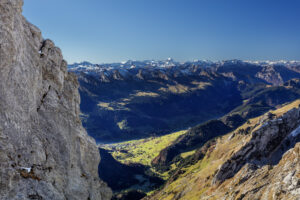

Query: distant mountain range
[69,59,300,85]
[68,59,300,143]
[69,59,300,71]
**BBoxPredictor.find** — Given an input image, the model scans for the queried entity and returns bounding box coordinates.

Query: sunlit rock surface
[0,0,112,199]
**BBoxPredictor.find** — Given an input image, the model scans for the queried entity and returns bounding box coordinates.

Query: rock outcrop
[215,142,300,199]
[255,66,283,85]
[213,107,300,183]
[0,0,112,199]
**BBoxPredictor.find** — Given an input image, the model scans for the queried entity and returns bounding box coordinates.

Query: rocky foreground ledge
[0,0,111,199]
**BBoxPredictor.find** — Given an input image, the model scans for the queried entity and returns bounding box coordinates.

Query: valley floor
[99,100,300,200]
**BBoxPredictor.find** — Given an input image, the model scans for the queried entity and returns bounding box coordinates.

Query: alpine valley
[69,59,300,142]
[69,59,300,199]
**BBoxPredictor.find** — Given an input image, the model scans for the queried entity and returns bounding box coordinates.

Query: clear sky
[23,0,300,64]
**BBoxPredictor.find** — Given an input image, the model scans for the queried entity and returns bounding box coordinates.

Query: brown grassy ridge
[149,99,300,200]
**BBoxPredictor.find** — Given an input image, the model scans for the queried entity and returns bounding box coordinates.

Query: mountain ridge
[146,100,300,200]
[69,59,300,84]
[68,59,300,143]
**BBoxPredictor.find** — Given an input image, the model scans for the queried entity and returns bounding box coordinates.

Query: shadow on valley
[78,70,242,143]
[74,61,300,143]
[151,80,300,170]
[98,148,164,199]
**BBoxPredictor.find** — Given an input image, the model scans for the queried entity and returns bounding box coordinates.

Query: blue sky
[23,0,300,64]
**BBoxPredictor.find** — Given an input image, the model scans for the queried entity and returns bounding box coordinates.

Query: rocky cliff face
[0,1,111,199]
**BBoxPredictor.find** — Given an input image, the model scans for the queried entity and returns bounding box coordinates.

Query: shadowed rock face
[0,1,111,199]
[98,148,163,192]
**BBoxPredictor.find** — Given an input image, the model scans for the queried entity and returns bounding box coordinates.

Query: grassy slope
[101,99,300,198]
[149,84,300,169]
[101,130,187,179]
[152,122,256,200]
[149,99,300,200]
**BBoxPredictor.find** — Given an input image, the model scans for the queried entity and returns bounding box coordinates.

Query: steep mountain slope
[0,1,111,199]
[152,83,300,168]
[98,130,187,198]
[148,100,300,200]
[98,148,163,192]
[77,70,241,142]
[69,60,300,143]
[214,60,300,85]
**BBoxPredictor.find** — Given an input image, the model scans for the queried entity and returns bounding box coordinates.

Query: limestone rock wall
[0,0,112,199]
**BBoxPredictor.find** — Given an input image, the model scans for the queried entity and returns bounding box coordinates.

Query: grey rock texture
[213,142,300,199]
[255,66,283,85]
[214,107,300,183]
[0,0,112,199]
